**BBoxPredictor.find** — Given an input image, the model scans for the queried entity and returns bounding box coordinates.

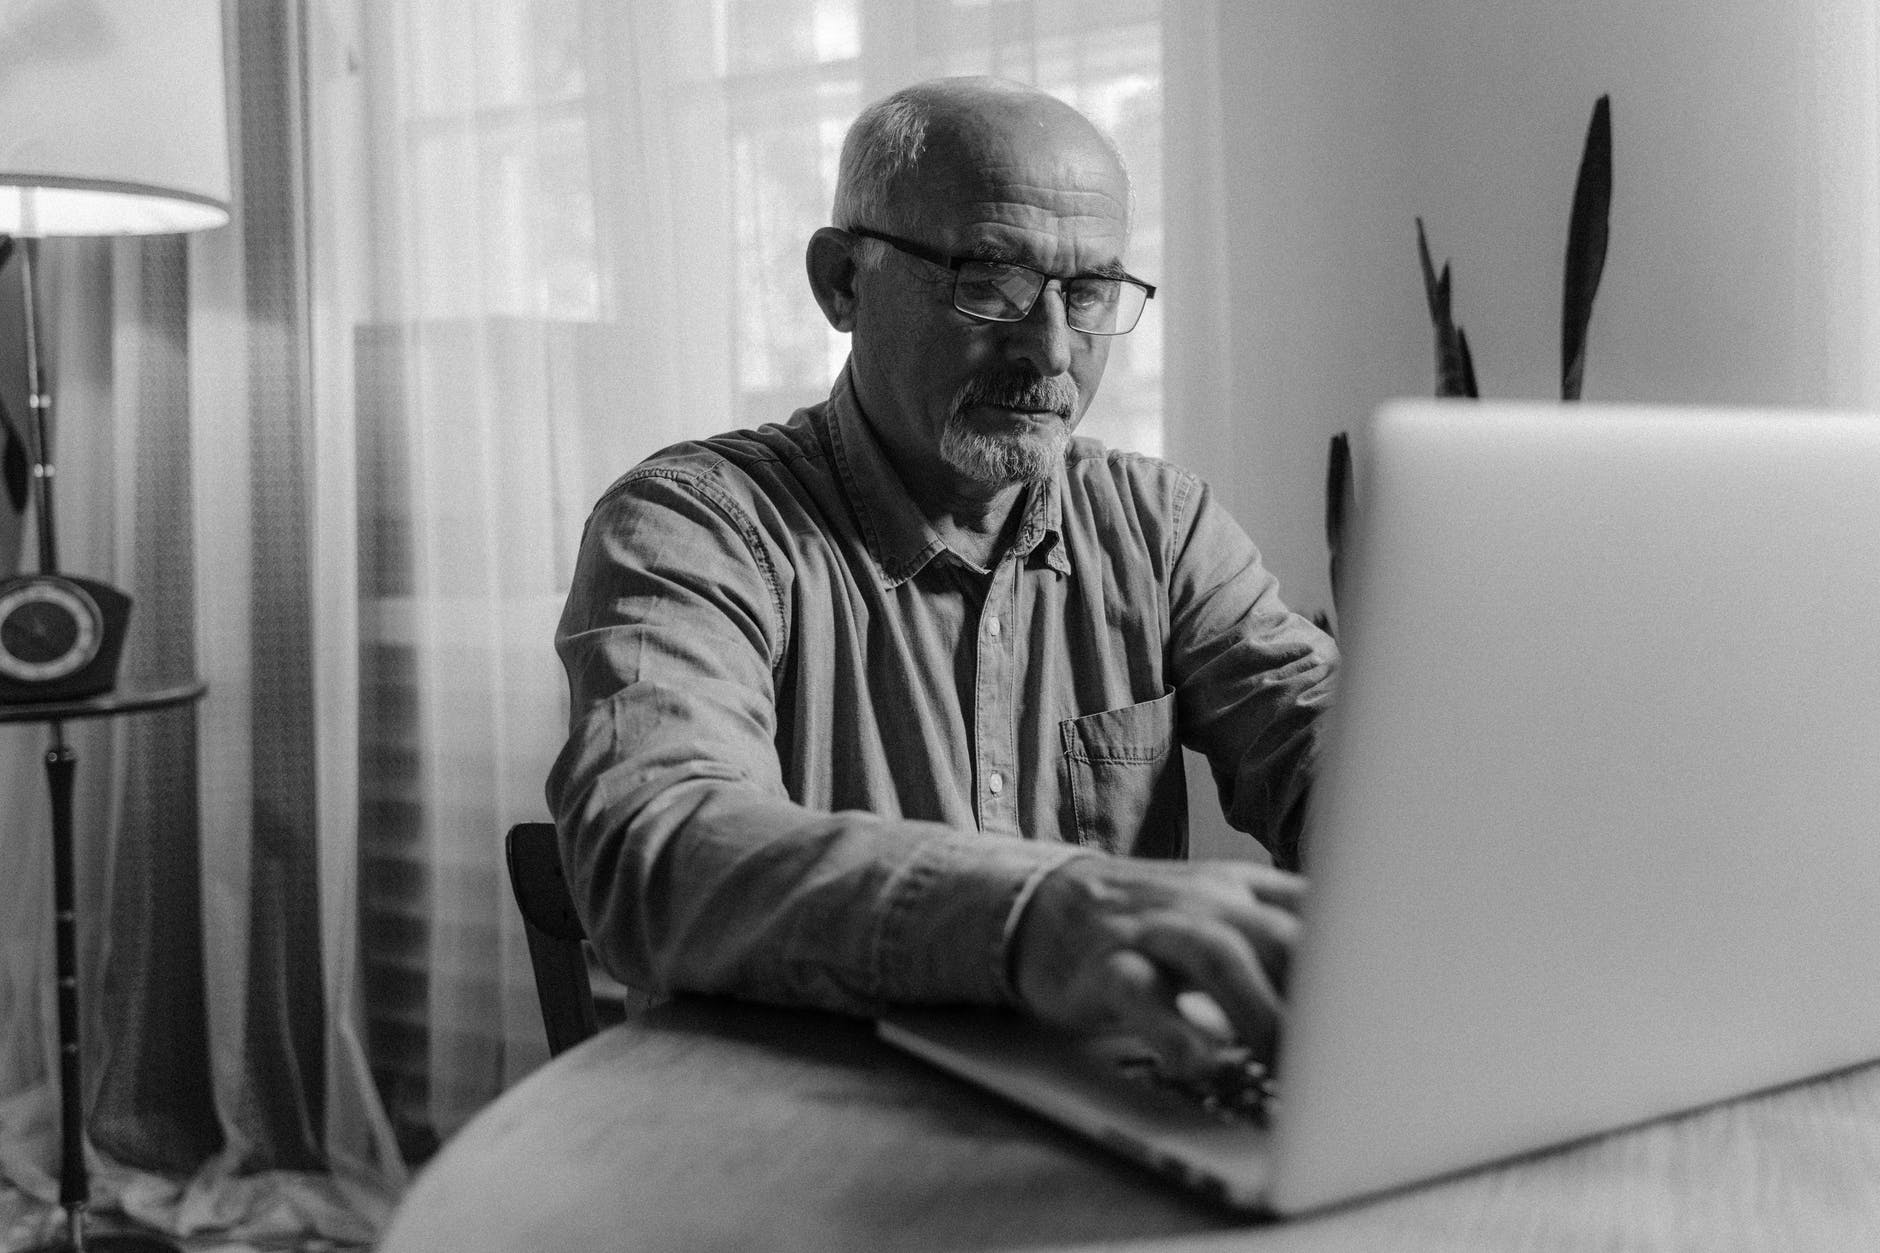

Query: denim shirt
[548,367,1337,1015]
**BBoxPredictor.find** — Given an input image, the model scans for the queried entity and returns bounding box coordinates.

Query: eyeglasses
[848,227,1155,336]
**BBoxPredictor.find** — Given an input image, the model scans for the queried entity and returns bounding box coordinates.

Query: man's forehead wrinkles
[943,189,1127,240]
[956,229,1126,272]
[949,179,1126,216]
[950,207,1124,234]
[949,207,1127,258]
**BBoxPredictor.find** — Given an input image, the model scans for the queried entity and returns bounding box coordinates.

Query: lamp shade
[0,0,231,236]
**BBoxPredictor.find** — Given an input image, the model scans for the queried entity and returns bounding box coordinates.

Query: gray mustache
[955,374,1079,418]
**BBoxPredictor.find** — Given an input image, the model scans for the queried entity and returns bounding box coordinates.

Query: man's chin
[939,419,1070,486]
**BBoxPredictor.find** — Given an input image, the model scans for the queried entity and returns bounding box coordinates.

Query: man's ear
[806,227,862,332]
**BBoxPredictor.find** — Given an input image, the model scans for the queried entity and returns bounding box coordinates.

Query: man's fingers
[1100,950,1230,1076]
[1173,988,1235,1042]
[1010,855,1309,1069]
[1131,920,1286,1060]
[1243,902,1298,997]
[1233,862,1309,910]
[1188,883,1301,996]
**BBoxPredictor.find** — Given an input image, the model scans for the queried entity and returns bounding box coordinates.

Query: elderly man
[549,76,1335,1071]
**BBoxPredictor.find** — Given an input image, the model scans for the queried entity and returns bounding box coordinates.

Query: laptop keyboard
[1111,1046,1278,1126]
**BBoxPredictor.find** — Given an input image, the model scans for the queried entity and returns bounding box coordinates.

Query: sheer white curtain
[3,6,406,1247]
[305,0,1169,1154]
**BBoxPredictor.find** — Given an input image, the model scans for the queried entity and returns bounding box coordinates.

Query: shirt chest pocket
[1059,690,1187,857]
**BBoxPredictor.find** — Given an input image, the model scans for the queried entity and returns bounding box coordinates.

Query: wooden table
[379,997,1880,1252]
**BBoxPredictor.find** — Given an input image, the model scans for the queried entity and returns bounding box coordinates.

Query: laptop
[879,398,1880,1215]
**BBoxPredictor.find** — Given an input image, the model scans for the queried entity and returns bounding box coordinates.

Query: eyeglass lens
[954,261,1145,335]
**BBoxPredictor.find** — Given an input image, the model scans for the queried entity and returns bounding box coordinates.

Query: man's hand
[1009,855,1305,1075]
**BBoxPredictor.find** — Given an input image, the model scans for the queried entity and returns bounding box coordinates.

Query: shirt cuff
[875,833,1095,1008]
[997,856,1075,1006]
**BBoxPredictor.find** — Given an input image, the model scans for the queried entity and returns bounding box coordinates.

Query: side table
[1,680,208,1253]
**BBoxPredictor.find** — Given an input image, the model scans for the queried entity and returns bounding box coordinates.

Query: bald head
[832,76,1131,243]
[806,76,1137,499]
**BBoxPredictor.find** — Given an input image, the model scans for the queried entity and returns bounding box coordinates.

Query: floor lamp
[0,3,231,1251]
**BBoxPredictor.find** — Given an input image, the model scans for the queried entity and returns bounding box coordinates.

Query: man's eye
[958,264,1038,313]
[1066,281,1118,312]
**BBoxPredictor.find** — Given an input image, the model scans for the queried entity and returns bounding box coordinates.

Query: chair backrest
[504,821,600,1056]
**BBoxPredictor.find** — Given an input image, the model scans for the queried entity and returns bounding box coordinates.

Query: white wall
[1166,0,1880,859]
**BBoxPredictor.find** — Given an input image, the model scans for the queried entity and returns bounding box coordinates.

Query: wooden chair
[504,821,600,1056]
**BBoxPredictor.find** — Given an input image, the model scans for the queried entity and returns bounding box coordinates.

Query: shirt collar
[823,364,1069,586]
[1012,463,1071,576]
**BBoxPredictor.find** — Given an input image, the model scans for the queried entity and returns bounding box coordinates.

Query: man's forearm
[550,740,1089,1014]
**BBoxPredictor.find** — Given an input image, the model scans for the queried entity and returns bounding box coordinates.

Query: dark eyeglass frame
[847,226,1156,336]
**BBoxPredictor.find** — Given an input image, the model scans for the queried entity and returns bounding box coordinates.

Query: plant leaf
[2,404,27,514]
[1416,216,1445,322]
[1324,430,1353,621]
[0,237,25,513]
[1416,218,1478,398]
[1561,95,1613,401]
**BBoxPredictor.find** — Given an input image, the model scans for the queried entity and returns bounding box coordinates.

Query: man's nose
[1002,281,1075,378]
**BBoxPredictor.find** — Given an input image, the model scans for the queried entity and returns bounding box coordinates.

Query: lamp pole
[20,234,60,578]
[19,222,81,1247]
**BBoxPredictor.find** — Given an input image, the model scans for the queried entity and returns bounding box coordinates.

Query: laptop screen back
[1271,400,1880,1212]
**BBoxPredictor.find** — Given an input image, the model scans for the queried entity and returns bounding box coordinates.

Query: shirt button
[987,771,1004,795]
[986,616,1002,639]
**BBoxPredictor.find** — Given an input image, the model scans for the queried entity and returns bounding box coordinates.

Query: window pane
[411,113,598,322]
[723,0,860,73]
[406,0,588,115]
[731,113,844,394]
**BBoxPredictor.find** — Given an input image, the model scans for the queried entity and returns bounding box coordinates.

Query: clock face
[0,577,104,683]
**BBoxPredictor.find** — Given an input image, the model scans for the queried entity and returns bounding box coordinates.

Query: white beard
[938,414,1071,485]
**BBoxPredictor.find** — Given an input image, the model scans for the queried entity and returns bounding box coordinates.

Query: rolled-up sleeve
[547,464,1088,1015]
